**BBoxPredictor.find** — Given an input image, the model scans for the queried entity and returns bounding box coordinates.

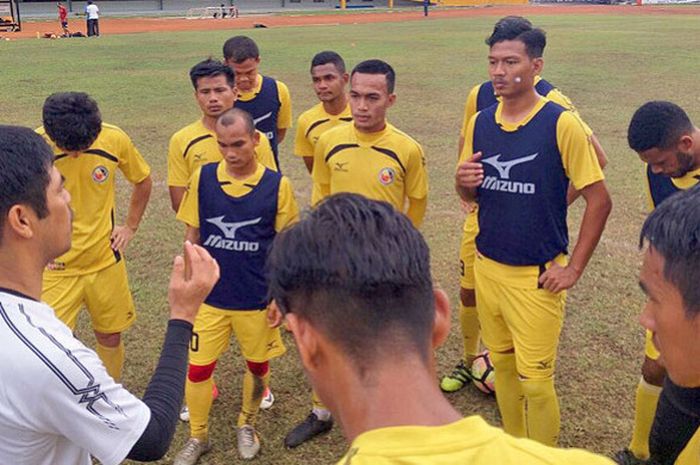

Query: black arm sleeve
[126,319,192,461]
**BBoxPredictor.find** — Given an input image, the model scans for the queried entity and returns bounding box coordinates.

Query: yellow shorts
[42,260,136,333]
[189,303,286,365]
[474,251,567,379]
[645,329,660,360]
[459,205,479,290]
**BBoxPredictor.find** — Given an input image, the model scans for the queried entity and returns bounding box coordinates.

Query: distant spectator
[85,1,99,37]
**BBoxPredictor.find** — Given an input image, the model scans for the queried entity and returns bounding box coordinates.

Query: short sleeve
[117,131,151,184]
[176,167,202,228]
[458,113,478,166]
[276,81,293,130]
[405,142,428,200]
[167,133,189,187]
[255,132,278,171]
[312,133,331,204]
[460,85,480,138]
[294,114,313,158]
[275,176,300,232]
[556,111,604,191]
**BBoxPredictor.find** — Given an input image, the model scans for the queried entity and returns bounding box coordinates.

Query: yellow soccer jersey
[177,161,298,232]
[337,416,615,465]
[37,124,151,276]
[675,426,700,465]
[312,123,428,209]
[460,98,603,192]
[167,119,276,187]
[238,75,292,130]
[459,76,589,138]
[294,102,352,158]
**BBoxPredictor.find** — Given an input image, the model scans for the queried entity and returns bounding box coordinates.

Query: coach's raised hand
[456,151,483,201]
[168,241,220,323]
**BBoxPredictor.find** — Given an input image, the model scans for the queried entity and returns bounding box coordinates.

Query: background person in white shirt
[85,1,99,37]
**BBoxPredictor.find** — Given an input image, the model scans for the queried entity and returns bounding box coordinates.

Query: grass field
[2,10,700,464]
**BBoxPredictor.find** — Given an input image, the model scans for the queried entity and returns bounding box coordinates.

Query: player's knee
[246,360,269,377]
[94,331,121,347]
[460,287,476,307]
[642,357,666,386]
[188,361,217,383]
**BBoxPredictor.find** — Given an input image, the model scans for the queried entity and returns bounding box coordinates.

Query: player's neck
[354,120,387,135]
[335,356,462,443]
[322,94,348,116]
[201,115,218,132]
[225,159,257,180]
[499,87,541,124]
[0,247,45,301]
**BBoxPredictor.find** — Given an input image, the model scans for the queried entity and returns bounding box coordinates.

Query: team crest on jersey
[92,166,109,184]
[378,167,395,186]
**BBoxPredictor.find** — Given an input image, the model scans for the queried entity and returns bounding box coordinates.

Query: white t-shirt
[86,4,99,19]
[0,290,150,465]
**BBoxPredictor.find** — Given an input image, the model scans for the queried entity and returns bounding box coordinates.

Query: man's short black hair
[311,51,346,74]
[351,59,396,94]
[223,36,259,63]
[640,184,700,317]
[189,58,235,90]
[42,92,102,152]
[628,101,694,152]
[486,16,546,59]
[217,108,256,136]
[0,126,54,244]
[268,193,435,369]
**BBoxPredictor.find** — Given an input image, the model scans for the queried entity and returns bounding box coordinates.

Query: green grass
[2,11,700,464]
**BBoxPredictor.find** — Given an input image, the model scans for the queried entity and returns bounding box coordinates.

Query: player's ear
[6,204,36,240]
[678,134,694,153]
[532,57,544,77]
[387,93,396,108]
[342,73,349,85]
[431,287,451,349]
[252,130,260,147]
[285,314,322,371]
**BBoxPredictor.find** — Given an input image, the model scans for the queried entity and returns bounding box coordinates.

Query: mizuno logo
[206,216,261,239]
[253,112,273,125]
[334,162,349,172]
[482,153,539,179]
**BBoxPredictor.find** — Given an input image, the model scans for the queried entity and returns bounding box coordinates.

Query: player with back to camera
[266,192,616,465]
[456,18,612,446]
[442,15,608,395]
[37,92,152,384]
[0,124,220,465]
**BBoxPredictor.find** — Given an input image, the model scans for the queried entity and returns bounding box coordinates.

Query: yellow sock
[459,304,480,363]
[311,389,328,411]
[187,377,214,441]
[96,341,124,382]
[629,377,662,459]
[490,351,525,437]
[237,370,269,427]
[521,377,560,446]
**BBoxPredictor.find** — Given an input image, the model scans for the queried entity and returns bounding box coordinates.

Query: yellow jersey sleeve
[458,113,478,166]
[556,111,604,191]
[117,129,151,183]
[406,143,428,200]
[460,84,480,138]
[545,88,594,137]
[176,167,202,228]
[255,131,278,171]
[276,80,292,130]
[675,426,700,465]
[167,132,190,187]
[276,176,300,232]
[294,113,313,158]
[312,133,332,204]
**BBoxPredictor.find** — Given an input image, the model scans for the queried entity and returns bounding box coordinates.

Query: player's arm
[539,112,612,293]
[566,132,608,205]
[311,135,331,205]
[455,114,483,202]
[406,198,427,228]
[276,81,293,143]
[458,85,479,158]
[405,143,429,228]
[167,133,191,212]
[293,115,314,174]
[275,177,300,231]
[111,175,152,252]
[255,132,278,172]
[176,168,202,244]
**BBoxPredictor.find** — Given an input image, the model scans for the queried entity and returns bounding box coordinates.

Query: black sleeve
[126,319,192,462]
